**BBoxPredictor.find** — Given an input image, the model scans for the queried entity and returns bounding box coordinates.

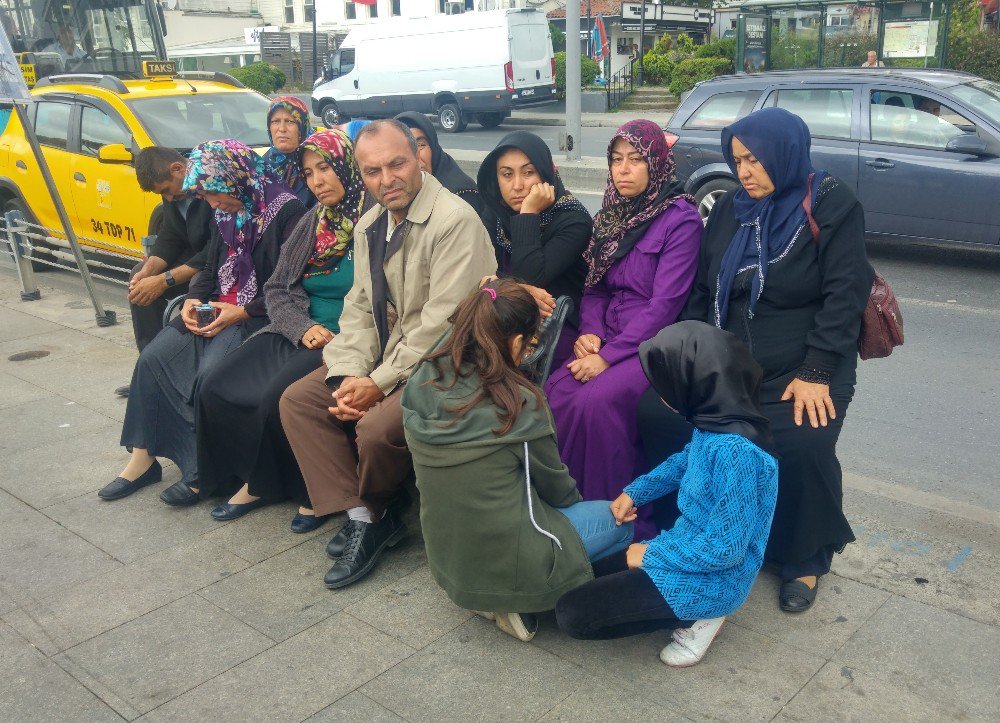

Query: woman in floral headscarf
[544,119,703,540]
[100,140,305,508]
[196,129,364,530]
[264,95,316,207]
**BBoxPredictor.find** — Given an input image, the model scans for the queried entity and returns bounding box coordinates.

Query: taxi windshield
[127,93,273,151]
[1,0,162,83]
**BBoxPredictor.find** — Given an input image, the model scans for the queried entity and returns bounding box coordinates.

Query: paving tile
[0,621,119,722]
[0,490,120,603]
[728,571,891,659]
[362,618,584,721]
[6,539,250,654]
[306,691,404,722]
[200,531,428,643]
[42,480,223,564]
[139,612,413,722]
[775,660,977,722]
[344,565,473,650]
[0,395,115,456]
[0,370,49,410]
[0,306,65,342]
[532,614,826,722]
[0,326,124,366]
[830,595,1000,719]
[538,674,687,721]
[55,594,273,719]
[0,422,123,508]
[199,501,335,565]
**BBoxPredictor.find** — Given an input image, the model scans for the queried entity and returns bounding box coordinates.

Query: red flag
[591,16,609,62]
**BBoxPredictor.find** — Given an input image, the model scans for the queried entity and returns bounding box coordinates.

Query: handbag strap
[802,172,820,244]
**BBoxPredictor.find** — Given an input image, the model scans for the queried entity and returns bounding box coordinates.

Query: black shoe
[780,579,819,613]
[323,512,406,589]
[326,519,359,558]
[114,385,130,398]
[210,498,269,521]
[291,512,331,534]
[97,461,162,501]
[160,480,199,507]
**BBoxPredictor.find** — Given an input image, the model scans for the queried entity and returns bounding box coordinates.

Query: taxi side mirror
[98,143,133,164]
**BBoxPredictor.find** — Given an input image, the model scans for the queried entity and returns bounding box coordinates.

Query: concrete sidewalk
[0,269,997,722]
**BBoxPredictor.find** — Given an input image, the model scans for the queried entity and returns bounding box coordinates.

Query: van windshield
[949,79,1000,127]
[127,93,272,151]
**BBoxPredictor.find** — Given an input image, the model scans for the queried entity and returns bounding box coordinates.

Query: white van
[311,9,557,133]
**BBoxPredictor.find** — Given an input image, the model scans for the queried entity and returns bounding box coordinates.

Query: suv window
[80,106,132,157]
[684,91,761,130]
[870,91,973,149]
[765,88,854,139]
[34,101,72,150]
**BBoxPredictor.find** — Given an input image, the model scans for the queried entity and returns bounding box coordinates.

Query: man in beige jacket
[280,119,496,589]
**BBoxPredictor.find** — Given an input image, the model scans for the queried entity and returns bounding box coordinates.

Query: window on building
[345,1,356,20]
[305,0,315,22]
[369,2,378,17]
[765,88,854,139]
[80,106,132,157]
[439,0,446,13]
[34,101,71,150]
[391,0,401,15]
[284,0,294,23]
[465,0,474,10]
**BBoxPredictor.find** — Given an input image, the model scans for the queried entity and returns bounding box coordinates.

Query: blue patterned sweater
[624,429,778,620]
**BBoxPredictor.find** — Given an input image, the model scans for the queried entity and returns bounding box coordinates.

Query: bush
[554,51,602,93]
[640,52,675,85]
[821,31,878,67]
[549,22,565,52]
[675,32,696,55]
[230,62,285,94]
[694,37,736,60]
[668,57,732,96]
[650,34,673,55]
[948,28,1000,82]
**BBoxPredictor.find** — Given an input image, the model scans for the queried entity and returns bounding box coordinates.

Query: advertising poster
[737,14,769,73]
[883,20,939,58]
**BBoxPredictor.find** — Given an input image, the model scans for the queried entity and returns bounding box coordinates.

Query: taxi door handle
[15,160,26,170]
[73,172,86,182]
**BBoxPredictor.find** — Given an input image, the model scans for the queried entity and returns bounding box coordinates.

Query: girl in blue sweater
[555,320,778,667]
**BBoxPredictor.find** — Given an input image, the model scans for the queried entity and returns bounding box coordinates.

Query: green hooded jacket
[401,353,593,613]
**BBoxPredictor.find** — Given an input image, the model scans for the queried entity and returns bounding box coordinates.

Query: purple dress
[545,201,702,539]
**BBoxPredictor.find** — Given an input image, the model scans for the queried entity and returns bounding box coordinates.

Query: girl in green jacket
[401,279,635,642]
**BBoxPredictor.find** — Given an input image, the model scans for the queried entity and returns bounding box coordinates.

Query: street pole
[638,0,646,86]
[566,0,582,160]
[311,3,318,83]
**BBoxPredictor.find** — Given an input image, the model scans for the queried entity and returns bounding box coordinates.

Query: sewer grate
[7,350,50,362]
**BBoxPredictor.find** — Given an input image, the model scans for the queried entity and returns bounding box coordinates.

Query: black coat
[150,198,213,270]
[683,178,874,400]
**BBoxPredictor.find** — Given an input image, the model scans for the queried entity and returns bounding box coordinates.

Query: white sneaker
[494,612,538,642]
[660,617,725,668]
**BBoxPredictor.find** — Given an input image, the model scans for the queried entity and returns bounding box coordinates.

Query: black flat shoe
[780,579,819,613]
[114,385,130,398]
[98,461,162,501]
[160,480,199,507]
[210,498,269,521]
[326,519,358,558]
[324,511,406,589]
[291,512,331,534]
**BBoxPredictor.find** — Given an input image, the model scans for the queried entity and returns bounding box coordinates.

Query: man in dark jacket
[115,147,212,397]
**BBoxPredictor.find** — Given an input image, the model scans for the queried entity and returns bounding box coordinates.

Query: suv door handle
[866,159,895,170]
[73,171,86,182]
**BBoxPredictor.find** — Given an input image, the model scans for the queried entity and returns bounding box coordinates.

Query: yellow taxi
[0,64,274,257]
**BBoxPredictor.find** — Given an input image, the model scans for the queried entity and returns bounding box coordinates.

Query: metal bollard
[4,210,40,301]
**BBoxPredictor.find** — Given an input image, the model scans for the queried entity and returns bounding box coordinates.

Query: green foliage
[549,22,566,53]
[821,31,879,67]
[675,32,696,55]
[947,0,1000,82]
[694,37,735,60]
[769,29,820,70]
[668,57,732,96]
[230,62,286,94]
[650,34,673,55]
[554,52,602,93]
[641,52,676,86]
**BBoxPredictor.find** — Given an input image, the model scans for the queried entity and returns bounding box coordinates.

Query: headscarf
[716,107,828,328]
[585,119,694,288]
[476,131,588,256]
[298,128,364,264]
[639,320,775,455]
[341,119,371,141]
[395,111,478,196]
[265,96,312,191]
[183,139,297,306]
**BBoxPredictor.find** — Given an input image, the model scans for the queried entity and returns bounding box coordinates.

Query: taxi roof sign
[143,60,178,78]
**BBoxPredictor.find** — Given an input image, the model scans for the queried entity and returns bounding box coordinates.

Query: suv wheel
[321,102,343,127]
[477,112,505,129]
[438,102,467,133]
[694,179,739,223]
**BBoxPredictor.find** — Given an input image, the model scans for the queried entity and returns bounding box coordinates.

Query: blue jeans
[559,500,634,562]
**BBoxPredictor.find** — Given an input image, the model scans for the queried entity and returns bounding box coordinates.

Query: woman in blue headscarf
[638,108,874,613]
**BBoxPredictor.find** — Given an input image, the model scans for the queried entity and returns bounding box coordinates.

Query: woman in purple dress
[545,119,702,539]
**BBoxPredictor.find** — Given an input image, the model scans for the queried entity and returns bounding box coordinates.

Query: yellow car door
[24,99,76,238]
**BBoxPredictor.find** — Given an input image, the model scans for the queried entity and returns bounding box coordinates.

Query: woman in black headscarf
[639,107,874,613]
[394,111,484,218]
[477,131,593,361]
[556,321,778,668]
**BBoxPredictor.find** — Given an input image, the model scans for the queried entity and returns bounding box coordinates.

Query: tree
[550,22,566,53]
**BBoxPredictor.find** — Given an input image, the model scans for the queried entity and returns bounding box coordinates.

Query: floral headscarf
[183,139,297,305]
[299,128,364,264]
[266,96,312,191]
[584,119,694,288]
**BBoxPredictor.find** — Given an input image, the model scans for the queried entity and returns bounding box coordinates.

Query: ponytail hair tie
[482,287,498,302]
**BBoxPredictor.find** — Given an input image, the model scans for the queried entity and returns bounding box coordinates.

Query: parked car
[665,69,1000,247]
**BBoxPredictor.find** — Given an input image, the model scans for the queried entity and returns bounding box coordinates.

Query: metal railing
[606,64,634,111]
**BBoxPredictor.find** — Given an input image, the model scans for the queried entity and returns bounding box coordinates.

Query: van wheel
[3,197,54,272]
[694,179,739,224]
[438,103,467,133]
[477,112,505,129]
[321,102,343,127]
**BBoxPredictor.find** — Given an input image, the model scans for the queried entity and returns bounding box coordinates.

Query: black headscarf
[639,320,775,455]
[477,131,588,254]
[394,112,478,196]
